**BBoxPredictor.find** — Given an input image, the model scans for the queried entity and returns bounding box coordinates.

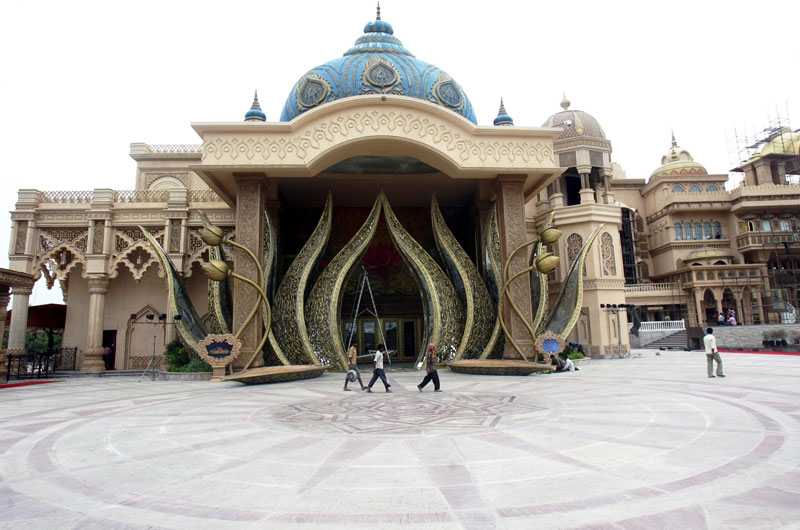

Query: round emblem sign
[367,63,397,88]
[436,81,462,108]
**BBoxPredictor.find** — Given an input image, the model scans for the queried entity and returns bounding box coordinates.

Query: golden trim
[140,227,204,355]
[545,225,603,337]
[382,195,464,364]
[431,195,493,360]
[479,204,504,360]
[305,192,383,370]
[262,210,290,366]
[532,212,555,334]
[271,193,333,365]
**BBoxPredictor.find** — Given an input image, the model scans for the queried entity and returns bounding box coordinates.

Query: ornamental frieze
[201,108,556,169]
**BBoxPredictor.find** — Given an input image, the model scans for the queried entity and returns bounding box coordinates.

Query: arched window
[746,221,756,232]
[694,222,703,238]
[714,221,722,238]
[684,222,693,240]
[780,219,790,231]
[689,185,702,192]
[707,185,719,192]
[675,223,683,240]
[704,222,712,239]
[762,220,772,231]
[672,185,685,193]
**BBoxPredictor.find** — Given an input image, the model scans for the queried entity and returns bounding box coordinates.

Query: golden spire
[560,93,571,110]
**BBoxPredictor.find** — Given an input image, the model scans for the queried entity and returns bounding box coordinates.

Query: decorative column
[0,287,10,381]
[578,172,595,204]
[81,277,109,373]
[694,291,705,327]
[494,175,534,359]
[233,175,267,369]
[8,284,32,351]
[601,172,615,204]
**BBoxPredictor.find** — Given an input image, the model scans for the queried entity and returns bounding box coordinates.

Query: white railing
[145,143,202,154]
[114,190,171,203]
[638,320,686,332]
[39,190,93,203]
[624,282,681,292]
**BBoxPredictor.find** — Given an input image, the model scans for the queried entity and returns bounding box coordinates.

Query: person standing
[365,344,392,393]
[417,343,441,392]
[343,345,365,391]
[703,327,725,378]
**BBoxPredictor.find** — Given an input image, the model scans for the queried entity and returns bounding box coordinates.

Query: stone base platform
[448,359,555,375]
[223,364,327,385]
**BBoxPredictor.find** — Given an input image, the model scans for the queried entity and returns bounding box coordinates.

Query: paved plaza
[1,350,799,529]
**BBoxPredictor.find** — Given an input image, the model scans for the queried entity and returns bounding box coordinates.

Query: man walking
[365,344,392,393]
[703,327,725,378]
[343,345,366,391]
[417,343,442,392]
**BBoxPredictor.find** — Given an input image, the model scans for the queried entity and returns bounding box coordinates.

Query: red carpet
[0,380,61,389]
[719,350,800,356]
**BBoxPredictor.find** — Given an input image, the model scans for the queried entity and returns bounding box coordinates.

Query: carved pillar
[0,287,10,380]
[694,291,705,327]
[754,292,766,324]
[8,284,32,351]
[601,172,615,204]
[81,277,109,373]
[494,175,534,359]
[233,175,267,369]
[578,172,595,204]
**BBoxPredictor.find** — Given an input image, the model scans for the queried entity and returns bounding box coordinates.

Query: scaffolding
[727,106,800,185]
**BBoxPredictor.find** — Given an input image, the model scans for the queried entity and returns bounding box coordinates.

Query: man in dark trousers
[417,343,441,392]
[365,344,392,393]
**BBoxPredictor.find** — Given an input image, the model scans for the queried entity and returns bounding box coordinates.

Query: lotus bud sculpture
[199,225,225,246]
[534,251,559,274]
[539,227,562,246]
[202,260,230,282]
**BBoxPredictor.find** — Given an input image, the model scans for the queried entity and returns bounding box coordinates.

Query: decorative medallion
[362,56,403,94]
[431,74,463,109]
[198,334,242,367]
[296,73,332,111]
[535,330,565,357]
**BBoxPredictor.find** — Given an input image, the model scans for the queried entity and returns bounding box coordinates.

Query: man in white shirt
[365,344,392,393]
[703,327,725,378]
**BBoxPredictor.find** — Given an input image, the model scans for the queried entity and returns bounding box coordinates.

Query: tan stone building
[4,13,800,371]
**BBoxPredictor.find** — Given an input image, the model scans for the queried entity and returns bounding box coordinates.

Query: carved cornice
[0,269,36,289]
[194,98,558,182]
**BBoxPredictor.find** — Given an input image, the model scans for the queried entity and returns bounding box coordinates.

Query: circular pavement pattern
[0,351,799,529]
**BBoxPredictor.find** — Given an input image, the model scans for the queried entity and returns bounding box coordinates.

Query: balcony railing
[737,231,800,250]
[39,190,93,204]
[188,189,223,202]
[114,190,171,203]
[624,282,682,292]
[144,143,203,154]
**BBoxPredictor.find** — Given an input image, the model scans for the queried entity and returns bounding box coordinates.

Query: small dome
[685,247,732,261]
[759,127,800,156]
[244,91,266,122]
[280,11,476,123]
[493,98,513,126]
[651,133,707,178]
[541,95,606,140]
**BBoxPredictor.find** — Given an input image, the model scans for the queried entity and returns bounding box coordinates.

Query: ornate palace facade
[4,12,799,373]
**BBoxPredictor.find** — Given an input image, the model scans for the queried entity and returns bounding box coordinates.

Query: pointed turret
[493,98,514,126]
[244,90,266,122]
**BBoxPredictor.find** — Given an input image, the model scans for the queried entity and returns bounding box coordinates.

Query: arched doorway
[702,289,717,325]
[722,288,736,323]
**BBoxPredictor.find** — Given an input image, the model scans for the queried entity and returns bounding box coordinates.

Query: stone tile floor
[1,350,798,529]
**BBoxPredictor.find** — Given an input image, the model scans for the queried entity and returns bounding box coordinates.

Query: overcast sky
[2,0,799,306]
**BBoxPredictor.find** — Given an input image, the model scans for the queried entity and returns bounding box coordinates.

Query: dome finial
[376,1,381,20]
[493,97,514,126]
[244,90,266,122]
[560,93,571,110]
[671,129,677,147]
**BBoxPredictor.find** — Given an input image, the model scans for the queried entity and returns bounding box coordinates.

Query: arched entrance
[702,289,717,325]
[722,288,736,323]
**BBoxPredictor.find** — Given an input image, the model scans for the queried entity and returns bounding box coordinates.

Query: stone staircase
[646,330,687,350]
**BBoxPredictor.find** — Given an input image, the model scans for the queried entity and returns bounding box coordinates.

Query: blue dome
[279,16,476,124]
